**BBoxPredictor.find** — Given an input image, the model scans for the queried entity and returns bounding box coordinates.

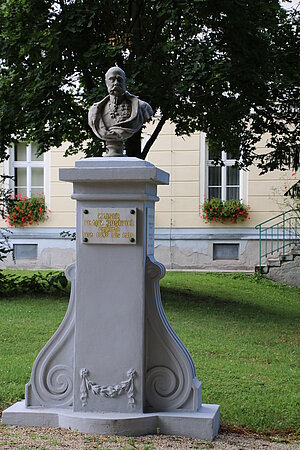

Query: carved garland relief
[80,368,137,408]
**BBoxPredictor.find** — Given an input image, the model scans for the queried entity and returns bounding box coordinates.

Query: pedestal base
[2,401,220,440]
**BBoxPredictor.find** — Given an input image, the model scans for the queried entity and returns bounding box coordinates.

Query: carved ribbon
[80,368,137,408]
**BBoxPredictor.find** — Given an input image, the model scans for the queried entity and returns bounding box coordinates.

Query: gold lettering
[122,232,134,239]
[97,231,109,238]
[84,210,135,242]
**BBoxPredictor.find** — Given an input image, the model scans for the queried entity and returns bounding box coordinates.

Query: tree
[0,0,298,172]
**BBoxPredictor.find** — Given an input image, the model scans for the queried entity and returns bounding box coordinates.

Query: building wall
[0,123,298,271]
[146,125,296,230]
[48,142,79,228]
[146,121,201,228]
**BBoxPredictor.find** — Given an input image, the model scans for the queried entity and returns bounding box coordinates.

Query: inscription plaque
[82,208,137,244]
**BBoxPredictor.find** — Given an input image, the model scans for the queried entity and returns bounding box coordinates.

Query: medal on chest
[109,101,131,123]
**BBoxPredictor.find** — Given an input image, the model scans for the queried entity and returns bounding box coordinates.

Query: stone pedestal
[2,158,219,439]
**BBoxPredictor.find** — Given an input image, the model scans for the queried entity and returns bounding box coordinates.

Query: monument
[2,67,219,439]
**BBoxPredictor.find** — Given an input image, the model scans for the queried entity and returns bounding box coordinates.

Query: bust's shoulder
[124,91,137,100]
[125,92,152,110]
[139,99,152,110]
[91,95,110,109]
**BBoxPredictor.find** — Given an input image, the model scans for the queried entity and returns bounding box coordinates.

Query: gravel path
[0,424,298,449]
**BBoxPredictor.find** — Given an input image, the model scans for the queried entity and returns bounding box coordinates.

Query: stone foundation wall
[265,256,300,286]
[1,227,262,272]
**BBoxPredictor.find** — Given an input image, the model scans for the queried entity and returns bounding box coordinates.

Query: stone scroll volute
[144,256,202,412]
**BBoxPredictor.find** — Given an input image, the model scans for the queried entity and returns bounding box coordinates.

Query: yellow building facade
[0,122,297,270]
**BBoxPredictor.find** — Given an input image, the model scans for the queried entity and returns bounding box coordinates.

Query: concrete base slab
[2,401,220,440]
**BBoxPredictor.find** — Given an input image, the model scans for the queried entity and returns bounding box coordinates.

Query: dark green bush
[0,271,69,297]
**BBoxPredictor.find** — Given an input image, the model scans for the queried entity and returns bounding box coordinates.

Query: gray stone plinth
[2,401,220,440]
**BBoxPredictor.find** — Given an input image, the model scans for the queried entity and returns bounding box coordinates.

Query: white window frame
[207,149,240,201]
[5,143,50,206]
[199,132,248,204]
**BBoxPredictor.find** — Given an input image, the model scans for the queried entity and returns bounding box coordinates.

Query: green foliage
[273,170,300,219]
[5,193,50,227]
[202,197,249,223]
[60,230,76,241]
[0,1,298,171]
[0,270,69,296]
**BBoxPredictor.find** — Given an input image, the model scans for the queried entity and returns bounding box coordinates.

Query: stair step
[255,265,269,274]
[280,254,294,262]
[268,259,281,267]
[255,243,300,273]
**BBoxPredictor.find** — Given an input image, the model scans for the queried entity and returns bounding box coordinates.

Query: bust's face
[105,68,126,97]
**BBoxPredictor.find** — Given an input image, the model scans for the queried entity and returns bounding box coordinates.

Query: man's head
[105,67,126,97]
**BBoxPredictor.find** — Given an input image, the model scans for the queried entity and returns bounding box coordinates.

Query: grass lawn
[0,271,299,435]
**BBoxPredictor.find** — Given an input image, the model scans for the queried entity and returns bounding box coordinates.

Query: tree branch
[128,0,144,35]
[141,15,167,58]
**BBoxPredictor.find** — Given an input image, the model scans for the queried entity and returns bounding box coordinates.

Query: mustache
[109,86,125,95]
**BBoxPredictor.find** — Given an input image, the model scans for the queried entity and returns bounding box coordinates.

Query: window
[207,149,240,201]
[199,132,248,210]
[213,243,239,260]
[13,244,38,259]
[11,142,45,197]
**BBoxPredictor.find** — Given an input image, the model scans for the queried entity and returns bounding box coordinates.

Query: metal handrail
[255,209,300,271]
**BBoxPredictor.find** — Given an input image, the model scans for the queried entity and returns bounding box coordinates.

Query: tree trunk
[125,129,142,157]
[140,116,167,160]
[125,116,167,159]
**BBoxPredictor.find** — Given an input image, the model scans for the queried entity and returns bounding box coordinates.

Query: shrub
[5,193,50,227]
[202,198,249,224]
[0,271,69,296]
